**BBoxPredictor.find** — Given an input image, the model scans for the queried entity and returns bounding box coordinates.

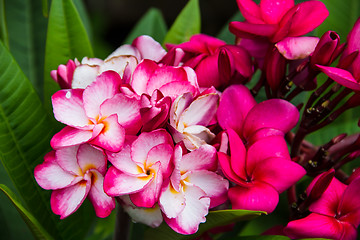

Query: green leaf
[0,0,8,48]
[4,0,48,98]
[217,12,243,44]
[43,0,93,114]
[0,184,54,240]
[315,0,360,40]
[42,0,49,18]
[163,0,200,45]
[144,209,264,240]
[0,39,94,240]
[123,8,167,44]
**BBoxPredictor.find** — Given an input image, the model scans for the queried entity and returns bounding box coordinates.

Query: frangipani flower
[317,18,360,91]
[218,129,305,213]
[34,144,115,219]
[284,174,360,240]
[230,0,329,43]
[159,144,229,234]
[217,84,299,144]
[130,59,200,101]
[51,71,141,152]
[103,130,174,208]
[166,34,253,89]
[51,35,166,89]
[168,92,219,151]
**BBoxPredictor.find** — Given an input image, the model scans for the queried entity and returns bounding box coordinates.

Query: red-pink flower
[34,144,115,219]
[284,173,360,240]
[166,34,253,89]
[103,130,174,208]
[50,71,141,152]
[159,144,229,234]
[218,129,305,213]
[230,0,329,43]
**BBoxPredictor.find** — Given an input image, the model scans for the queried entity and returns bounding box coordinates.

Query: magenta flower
[217,84,299,144]
[50,59,80,89]
[50,71,141,152]
[317,18,360,91]
[159,144,229,234]
[103,130,174,208]
[166,34,253,89]
[130,59,200,101]
[284,173,360,240]
[218,129,305,213]
[34,144,115,219]
[140,90,171,132]
[230,0,329,43]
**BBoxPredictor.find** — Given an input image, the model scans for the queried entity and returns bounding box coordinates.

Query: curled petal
[316,65,360,91]
[132,35,167,62]
[236,0,263,24]
[276,37,319,60]
[51,126,93,150]
[131,59,158,95]
[159,181,186,219]
[229,21,278,39]
[77,144,107,174]
[180,144,217,172]
[72,65,100,89]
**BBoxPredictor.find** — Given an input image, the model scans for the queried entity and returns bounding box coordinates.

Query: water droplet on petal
[66,91,71,99]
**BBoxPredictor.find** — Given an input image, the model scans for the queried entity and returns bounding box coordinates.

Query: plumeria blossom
[51,71,141,152]
[130,59,200,101]
[230,0,329,43]
[103,130,174,208]
[217,84,299,144]
[168,91,219,151]
[317,17,360,91]
[51,35,166,89]
[166,34,253,89]
[218,129,305,213]
[159,144,229,234]
[284,173,360,240]
[34,144,115,219]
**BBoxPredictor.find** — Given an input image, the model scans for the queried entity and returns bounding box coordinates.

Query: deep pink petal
[52,89,88,127]
[77,144,107,174]
[180,144,217,172]
[185,170,229,208]
[346,18,360,79]
[103,166,152,196]
[316,65,360,90]
[83,71,122,119]
[251,157,305,193]
[131,129,173,165]
[132,35,167,62]
[260,0,294,24]
[51,127,93,149]
[100,93,141,135]
[309,177,346,217]
[243,99,299,139]
[236,0,263,24]
[87,170,115,218]
[146,66,188,94]
[50,181,90,219]
[286,1,329,37]
[227,129,247,179]
[217,152,247,186]
[217,85,256,136]
[90,114,125,152]
[131,59,158,95]
[164,185,210,235]
[276,36,319,60]
[195,55,221,88]
[229,182,279,213]
[229,21,278,39]
[284,213,355,240]
[130,162,162,208]
[338,178,360,226]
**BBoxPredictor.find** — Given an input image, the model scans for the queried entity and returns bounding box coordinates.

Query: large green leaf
[144,209,264,240]
[0,40,94,240]
[123,8,167,45]
[4,0,48,98]
[0,0,8,48]
[163,0,200,45]
[217,12,243,44]
[0,184,54,240]
[43,0,93,115]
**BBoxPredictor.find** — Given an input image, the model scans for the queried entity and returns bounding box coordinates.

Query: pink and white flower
[50,71,141,152]
[168,92,219,151]
[34,144,115,219]
[159,144,229,234]
[103,130,174,208]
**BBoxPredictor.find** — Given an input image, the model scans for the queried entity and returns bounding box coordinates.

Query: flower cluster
[34,0,360,238]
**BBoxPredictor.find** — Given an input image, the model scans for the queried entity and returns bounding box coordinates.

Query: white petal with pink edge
[132,35,167,62]
[55,145,82,175]
[72,65,100,89]
[51,126,93,149]
[77,144,107,174]
[145,143,173,177]
[159,181,185,219]
[180,144,217,172]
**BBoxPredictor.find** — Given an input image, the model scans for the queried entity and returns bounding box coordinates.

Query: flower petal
[159,181,186,219]
[338,178,360,226]
[55,145,82,175]
[51,126,93,149]
[236,0,263,24]
[316,65,360,91]
[276,36,319,60]
[72,64,100,89]
[229,21,278,39]
[146,143,173,178]
[132,35,167,62]
[260,0,294,24]
[131,59,158,95]
[180,144,217,172]
[77,144,107,174]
